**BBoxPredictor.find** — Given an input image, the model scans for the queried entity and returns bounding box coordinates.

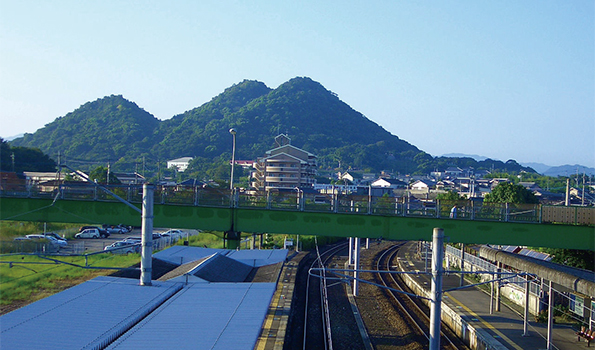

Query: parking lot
[65,228,198,254]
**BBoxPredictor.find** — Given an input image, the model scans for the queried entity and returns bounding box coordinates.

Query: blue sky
[1,1,593,167]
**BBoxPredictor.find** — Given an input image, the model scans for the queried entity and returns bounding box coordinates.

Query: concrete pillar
[496,262,501,312]
[547,280,554,349]
[490,278,495,314]
[429,228,444,350]
[259,234,264,249]
[348,237,353,265]
[251,233,256,250]
[140,184,154,286]
[523,279,530,336]
[460,243,465,287]
[353,237,360,296]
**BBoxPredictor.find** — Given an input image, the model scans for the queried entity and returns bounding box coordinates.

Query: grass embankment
[0,253,140,314]
[0,221,83,240]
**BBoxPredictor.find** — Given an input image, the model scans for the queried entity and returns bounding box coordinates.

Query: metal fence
[445,245,541,295]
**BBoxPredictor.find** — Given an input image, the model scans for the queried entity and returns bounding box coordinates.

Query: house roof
[167,157,193,163]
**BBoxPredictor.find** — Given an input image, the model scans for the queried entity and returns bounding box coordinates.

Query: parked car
[116,224,132,233]
[104,241,139,254]
[123,236,142,244]
[39,232,67,242]
[26,234,68,248]
[161,229,186,240]
[75,228,101,239]
[104,226,124,235]
[79,226,109,238]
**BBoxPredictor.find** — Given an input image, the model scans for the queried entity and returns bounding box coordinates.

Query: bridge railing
[1,182,593,225]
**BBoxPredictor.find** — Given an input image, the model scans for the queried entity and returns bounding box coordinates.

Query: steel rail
[302,241,348,350]
[376,243,460,350]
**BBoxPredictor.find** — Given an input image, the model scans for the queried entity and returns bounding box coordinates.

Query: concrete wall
[446,252,541,316]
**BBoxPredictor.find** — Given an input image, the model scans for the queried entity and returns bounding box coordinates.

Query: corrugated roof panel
[0,276,182,350]
[227,249,288,267]
[105,282,276,350]
[500,245,519,253]
[153,246,227,265]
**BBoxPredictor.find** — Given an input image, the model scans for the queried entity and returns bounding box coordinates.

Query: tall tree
[484,182,539,204]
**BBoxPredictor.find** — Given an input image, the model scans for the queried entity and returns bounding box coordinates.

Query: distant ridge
[542,164,595,177]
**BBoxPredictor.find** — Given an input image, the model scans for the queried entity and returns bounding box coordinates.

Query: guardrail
[1,183,593,226]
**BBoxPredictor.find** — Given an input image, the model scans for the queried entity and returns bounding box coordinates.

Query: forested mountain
[11,95,161,164]
[10,77,534,176]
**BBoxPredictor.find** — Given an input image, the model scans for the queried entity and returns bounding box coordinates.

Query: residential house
[251,134,317,190]
[370,178,407,189]
[445,167,464,178]
[340,171,363,185]
[410,179,433,191]
[113,172,145,185]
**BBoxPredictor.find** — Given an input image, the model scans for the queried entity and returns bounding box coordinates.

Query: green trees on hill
[0,138,56,172]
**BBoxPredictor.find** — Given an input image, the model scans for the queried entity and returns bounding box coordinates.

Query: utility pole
[565,178,570,206]
[581,173,586,206]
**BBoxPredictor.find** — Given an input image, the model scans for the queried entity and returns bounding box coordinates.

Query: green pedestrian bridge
[1,184,593,251]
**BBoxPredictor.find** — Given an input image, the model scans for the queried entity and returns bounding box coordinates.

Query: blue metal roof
[0,276,182,350]
[226,249,288,267]
[105,282,276,349]
[154,246,288,267]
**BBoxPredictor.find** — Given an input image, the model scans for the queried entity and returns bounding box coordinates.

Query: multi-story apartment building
[251,134,317,190]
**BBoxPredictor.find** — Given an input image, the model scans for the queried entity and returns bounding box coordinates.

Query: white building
[167,157,193,172]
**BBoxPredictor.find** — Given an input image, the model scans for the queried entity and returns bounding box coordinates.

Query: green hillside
[10,77,534,177]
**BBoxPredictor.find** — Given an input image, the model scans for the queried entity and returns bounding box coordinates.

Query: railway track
[372,242,469,350]
[302,241,349,350]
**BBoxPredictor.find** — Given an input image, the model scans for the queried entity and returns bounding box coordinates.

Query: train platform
[255,251,308,350]
[397,242,586,350]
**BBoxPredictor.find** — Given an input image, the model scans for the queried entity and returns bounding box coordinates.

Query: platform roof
[153,246,225,265]
[105,282,276,350]
[0,276,182,350]
[226,248,289,267]
[154,246,288,267]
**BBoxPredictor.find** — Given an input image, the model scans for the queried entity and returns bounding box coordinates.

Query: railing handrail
[1,183,593,226]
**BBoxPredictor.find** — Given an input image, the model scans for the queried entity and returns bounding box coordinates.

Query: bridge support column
[225,231,241,250]
[353,237,360,296]
[259,234,264,249]
[429,227,444,350]
[251,234,256,250]
[140,184,154,286]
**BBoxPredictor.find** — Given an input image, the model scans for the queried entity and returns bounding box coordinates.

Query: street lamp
[229,128,237,190]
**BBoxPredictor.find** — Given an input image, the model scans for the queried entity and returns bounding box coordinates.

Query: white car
[162,229,186,240]
[104,241,139,254]
[75,228,100,239]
